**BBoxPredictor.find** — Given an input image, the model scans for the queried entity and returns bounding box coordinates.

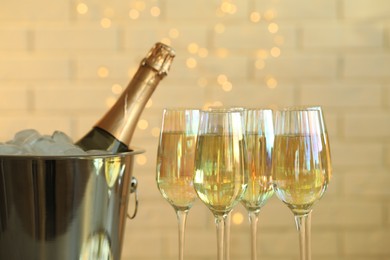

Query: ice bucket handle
[127,176,138,219]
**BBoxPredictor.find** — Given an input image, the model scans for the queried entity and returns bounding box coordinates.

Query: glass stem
[224,212,231,260]
[249,210,260,260]
[215,215,225,260]
[294,212,312,260]
[176,210,189,260]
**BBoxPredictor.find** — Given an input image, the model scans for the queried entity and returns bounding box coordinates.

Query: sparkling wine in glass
[241,109,275,260]
[193,108,248,260]
[156,108,200,260]
[272,106,332,260]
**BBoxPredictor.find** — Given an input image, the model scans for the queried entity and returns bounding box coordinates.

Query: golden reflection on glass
[105,158,123,192]
[93,159,104,176]
[80,232,113,260]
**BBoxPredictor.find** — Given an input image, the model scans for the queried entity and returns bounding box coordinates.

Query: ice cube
[32,135,77,155]
[0,129,95,156]
[0,144,25,155]
[52,130,74,144]
[32,135,88,156]
[12,129,41,146]
[31,136,61,155]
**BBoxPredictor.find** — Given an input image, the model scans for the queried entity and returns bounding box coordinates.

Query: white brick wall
[302,22,384,48]
[343,0,390,19]
[0,56,70,79]
[255,0,338,20]
[34,26,119,51]
[0,27,29,50]
[255,54,339,78]
[0,0,389,259]
[344,54,390,78]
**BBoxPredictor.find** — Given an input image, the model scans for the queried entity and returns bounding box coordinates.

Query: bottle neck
[95,65,163,146]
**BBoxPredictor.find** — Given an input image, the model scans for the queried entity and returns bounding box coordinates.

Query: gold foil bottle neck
[142,42,176,76]
[91,42,176,147]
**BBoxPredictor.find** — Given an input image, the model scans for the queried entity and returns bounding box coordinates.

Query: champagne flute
[241,109,275,260]
[193,108,248,260]
[272,106,332,260]
[156,108,200,260]
[206,106,245,260]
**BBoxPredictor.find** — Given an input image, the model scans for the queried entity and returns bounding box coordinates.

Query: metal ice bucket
[0,149,143,260]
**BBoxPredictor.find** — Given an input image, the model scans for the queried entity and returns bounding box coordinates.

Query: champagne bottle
[76,42,176,152]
